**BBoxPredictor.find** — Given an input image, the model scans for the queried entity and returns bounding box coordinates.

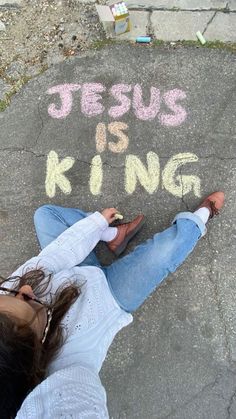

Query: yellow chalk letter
[162,152,201,197]
[45,151,75,198]
[125,152,160,194]
[89,155,103,195]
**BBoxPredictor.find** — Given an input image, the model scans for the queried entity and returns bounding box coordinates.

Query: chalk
[114,213,124,220]
[196,31,206,45]
[136,36,151,43]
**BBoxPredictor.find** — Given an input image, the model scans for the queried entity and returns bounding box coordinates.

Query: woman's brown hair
[0,268,81,418]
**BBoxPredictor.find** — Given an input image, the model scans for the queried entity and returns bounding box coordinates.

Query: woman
[0,191,224,418]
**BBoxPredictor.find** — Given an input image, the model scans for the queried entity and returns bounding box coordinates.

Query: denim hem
[172,212,206,237]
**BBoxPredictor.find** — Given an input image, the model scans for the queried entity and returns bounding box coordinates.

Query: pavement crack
[0,147,45,158]
[146,9,154,37]
[202,10,217,35]
[74,157,125,169]
[179,167,190,211]
[198,155,236,161]
[226,387,236,419]
[128,6,233,12]
[225,2,230,13]
[1,148,236,165]
[0,150,123,169]
[160,374,223,418]
[206,234,232,363]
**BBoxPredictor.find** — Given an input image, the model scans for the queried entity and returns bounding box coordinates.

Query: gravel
[0,0,106,97]
[0,19,6,30]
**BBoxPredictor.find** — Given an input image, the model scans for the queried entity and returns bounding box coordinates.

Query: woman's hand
[101,208,120,224]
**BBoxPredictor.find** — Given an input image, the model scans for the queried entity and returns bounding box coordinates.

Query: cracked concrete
[206,236,232,363]
[122,0,236,42]
[160,373,224,418]
[202,10,217,34]
[0,44,236,418]
[126,0,235,11]
[204,12,236,41]
[119,6,236,42]
[227,387,236,418]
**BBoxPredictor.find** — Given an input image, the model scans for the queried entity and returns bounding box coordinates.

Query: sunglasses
[0,286,53,344]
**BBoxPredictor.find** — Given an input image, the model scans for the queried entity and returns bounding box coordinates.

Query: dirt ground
[0,0,105,85]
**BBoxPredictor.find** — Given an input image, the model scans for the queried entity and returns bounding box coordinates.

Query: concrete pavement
[0,44,236,418]
[119,0,236,42]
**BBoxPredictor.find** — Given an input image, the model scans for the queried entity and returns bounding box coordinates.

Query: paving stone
[228,0,236,11]
[204,12,236,42]
[175,0,227,9]
[0,79,11,100]
[118,11,149,40]
[0,0,22,7]
[126,0,174,8]
[151,11,214,41]
[126,0,227,10]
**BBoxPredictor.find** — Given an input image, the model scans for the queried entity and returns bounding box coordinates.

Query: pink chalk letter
[133,84,160,120]
[109,84,132,118]
[159,89,187,126]
[81,83,105,117]
[47,84,81,119]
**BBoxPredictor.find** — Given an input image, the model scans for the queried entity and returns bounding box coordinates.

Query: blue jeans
[34,205,206,313]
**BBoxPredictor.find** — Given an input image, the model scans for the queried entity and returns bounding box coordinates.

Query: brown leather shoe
[196,191,225,219]
[107,215,145,256]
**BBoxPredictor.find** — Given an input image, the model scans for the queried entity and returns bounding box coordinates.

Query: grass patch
[0,99,8,112]
[203,40,236,52]
[90,38,116,50]
[91,38,235,53]
[0,75,32,112]
[152,40,166,46]
[152,39,236,52]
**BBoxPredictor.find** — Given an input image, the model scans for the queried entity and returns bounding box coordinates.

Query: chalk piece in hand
[114,213,124,220]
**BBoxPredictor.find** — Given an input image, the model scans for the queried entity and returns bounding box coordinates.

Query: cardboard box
[96,2,130,37]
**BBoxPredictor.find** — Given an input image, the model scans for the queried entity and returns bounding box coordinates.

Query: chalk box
[96,2,130,37]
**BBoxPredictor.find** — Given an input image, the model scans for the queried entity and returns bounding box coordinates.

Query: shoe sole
[114,217,145,257]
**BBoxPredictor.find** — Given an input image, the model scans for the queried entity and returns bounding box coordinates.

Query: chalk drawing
[89,155,103,195]
[108,122,129,153]
[95,122,129,153]
[162,153,200,197]
[95,123,107,153]
[108,84,132,118]
[45,150,200,197]
[125,152,160,194]
[47,83,187,124]
[45,150,75,198]
[133,84,160,121]
[45,83,193,199]
[159,89,187,127]
[47,84,80,119]
[81,83,105,116]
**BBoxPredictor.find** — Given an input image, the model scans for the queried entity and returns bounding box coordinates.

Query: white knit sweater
[2,212,133,418]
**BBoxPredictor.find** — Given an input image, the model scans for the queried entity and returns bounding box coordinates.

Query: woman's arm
[9,211,109,277]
